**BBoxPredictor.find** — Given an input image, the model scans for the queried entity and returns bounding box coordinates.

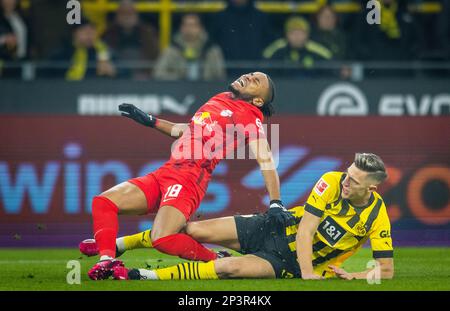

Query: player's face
[229,72,269,107]
[341,164,372,201]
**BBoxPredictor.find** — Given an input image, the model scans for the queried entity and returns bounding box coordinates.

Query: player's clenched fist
[267,200,292,227]
[119,103,157,127]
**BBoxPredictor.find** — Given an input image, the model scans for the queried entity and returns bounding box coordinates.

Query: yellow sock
[155,261,218,280]
[121,229,152,251]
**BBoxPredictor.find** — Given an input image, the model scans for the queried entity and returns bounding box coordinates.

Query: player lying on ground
[87,72,288,280]
[82,153,394,280]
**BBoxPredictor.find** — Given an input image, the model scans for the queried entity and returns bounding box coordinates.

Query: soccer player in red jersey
[88,72,290,280]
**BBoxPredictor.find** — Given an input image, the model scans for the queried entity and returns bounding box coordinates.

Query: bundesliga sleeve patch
[314,178,329,196]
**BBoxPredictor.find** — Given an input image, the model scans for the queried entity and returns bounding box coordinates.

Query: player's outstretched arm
[249,138,280,201]
[250,139,294,225]
[296,212,323,280]
[118,103,188,139]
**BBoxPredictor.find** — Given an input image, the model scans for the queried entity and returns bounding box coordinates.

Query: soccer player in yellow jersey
[295,152,393,280]
[81,153,394,281]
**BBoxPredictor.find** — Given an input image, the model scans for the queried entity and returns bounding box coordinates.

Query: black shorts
[234,213,301,279]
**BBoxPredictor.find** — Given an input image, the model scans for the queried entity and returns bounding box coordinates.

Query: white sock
[138,269,158,280]
[100,255,113,261]
[116,237,126,253]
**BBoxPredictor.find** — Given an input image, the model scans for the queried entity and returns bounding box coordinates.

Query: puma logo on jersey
[281,269,294,279]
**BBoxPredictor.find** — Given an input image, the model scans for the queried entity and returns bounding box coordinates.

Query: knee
[185,222,209,243]
[150,229,162,242]
[99,189,120,207]
[92,196,118,214]
[216,259,242,279]
[98,184,131,212]
[151,228,174,242]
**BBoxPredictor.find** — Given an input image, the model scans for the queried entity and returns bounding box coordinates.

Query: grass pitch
[0,247,449,291]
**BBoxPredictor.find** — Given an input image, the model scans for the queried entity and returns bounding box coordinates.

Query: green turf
[1,247,449,291]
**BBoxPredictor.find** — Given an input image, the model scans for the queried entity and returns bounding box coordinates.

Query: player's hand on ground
[301,273,324,280]
[328,265,354,280]
[119,103,157,127]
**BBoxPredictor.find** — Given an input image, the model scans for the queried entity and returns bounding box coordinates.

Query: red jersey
[157,92,265,192]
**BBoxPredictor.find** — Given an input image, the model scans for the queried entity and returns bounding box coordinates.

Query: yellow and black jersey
[287,171,394,278]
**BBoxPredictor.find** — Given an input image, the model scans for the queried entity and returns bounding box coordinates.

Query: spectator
[414,0,449,60]
[263,16,332,76]
[311,5,347,59]
[0,0,28,61]
[28,0,69,60]
[103,0,159,79]
[212,0,274,62]
[350,0,416,60]
[0,0,29,77]
[51,19,116,80]
[154,13,225,81]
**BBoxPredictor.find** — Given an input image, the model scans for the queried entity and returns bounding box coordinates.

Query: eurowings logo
[0,142,229,216]
[241,146,342,206]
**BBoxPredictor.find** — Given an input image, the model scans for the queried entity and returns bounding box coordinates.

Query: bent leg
[101,182,148,215]
[151,205,217,261]
[138,255,275,280]
[93,182,149,258]
[150,205,187,240]
[113,215,245,254]
[184,217,241,251]
[214,255,276,279]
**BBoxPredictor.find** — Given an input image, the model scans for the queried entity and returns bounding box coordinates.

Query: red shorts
[128,168,206,220]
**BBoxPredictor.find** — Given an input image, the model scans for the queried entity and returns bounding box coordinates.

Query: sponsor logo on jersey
[314,178,329,196]
[192,111,218,132]
[380,230,391,238]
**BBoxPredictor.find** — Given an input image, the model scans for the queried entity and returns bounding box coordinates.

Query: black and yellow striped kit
[288,171,394,278]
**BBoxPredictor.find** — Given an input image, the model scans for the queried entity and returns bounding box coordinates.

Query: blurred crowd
[1,0,449,80]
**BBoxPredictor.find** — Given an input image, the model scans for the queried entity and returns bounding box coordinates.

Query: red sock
[92,196,118,258]
[153,233,217,262]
